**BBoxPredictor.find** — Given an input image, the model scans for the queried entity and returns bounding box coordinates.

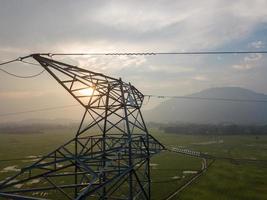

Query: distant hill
[144,87,267,124]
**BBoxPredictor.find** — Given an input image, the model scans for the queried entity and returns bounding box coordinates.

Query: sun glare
[79,88,94,96]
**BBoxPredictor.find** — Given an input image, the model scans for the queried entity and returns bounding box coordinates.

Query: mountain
[144,87,267,124]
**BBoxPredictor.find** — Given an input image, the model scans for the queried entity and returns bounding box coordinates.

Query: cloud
[249,41,265,49]
[244,53,262,62]
[150,65,195,73]
[232,53,263,70]
[232,64,254,70]
[94,1,198,33]
[192,75,208,81]
[1,0,267,53]
[73,55,147,72]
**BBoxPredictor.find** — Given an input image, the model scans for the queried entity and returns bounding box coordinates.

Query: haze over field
[3,87,267,126]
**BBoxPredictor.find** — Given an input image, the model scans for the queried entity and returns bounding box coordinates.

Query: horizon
[1,86,267,124]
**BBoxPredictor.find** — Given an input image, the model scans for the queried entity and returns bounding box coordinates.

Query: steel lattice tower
[0,54,164,200]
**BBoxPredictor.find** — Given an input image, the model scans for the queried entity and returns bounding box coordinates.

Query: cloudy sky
[0,0,267,122]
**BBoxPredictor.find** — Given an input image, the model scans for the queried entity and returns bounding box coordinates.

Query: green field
[0,129,266,199]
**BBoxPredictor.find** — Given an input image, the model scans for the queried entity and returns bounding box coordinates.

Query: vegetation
[160,123,267,135]
[0,128,266,199]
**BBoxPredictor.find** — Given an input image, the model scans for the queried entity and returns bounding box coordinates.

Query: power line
[42,51,267,56]
[0,104,80,117]
[0,50,266,66]
[145,95,267,103]
[0,50,266,78]
[20,60,40,66]
[1,53,267,116]
[1,94,267,117]
[153,51,267,55]
[0,68,45,78]
[0,58,20,66]
[0,57,44,78]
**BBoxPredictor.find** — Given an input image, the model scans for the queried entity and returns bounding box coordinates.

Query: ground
[0,128,266,199]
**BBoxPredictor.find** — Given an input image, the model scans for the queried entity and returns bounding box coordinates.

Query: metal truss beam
[0,54,165,199]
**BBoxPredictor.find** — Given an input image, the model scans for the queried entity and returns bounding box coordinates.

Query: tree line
[160,123,267,135]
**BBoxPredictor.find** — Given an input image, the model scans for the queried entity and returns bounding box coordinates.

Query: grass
[0,129,266,199]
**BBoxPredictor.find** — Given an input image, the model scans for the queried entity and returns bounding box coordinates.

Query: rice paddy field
[0,128,266,199]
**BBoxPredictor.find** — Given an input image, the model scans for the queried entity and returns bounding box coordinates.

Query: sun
[79,87,95,96]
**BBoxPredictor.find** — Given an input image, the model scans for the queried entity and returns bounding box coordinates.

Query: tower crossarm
[32,54,144,109]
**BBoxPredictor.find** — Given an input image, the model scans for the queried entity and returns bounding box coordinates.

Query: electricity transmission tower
[0,54,165,199]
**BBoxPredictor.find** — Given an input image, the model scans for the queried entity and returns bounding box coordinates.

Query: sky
[0,0,267,122]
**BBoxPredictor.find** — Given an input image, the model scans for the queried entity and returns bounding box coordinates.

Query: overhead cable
[41,50,267,57]
[144,94,267,103]
[0,104,80,117]
[0,68,45,78]
[0,58,20,66]
[2,94,267,117]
